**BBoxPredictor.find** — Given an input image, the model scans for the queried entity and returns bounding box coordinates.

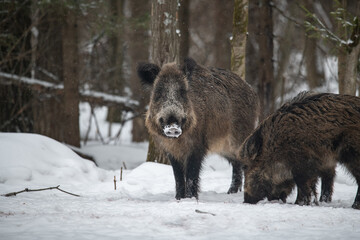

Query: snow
[1,133,360,239]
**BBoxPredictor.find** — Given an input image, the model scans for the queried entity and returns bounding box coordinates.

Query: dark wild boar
[239,92,360,209]
[138,58,259,200]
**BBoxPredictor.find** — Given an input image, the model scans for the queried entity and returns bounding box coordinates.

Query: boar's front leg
[185,149,205,199]
[168,155,185,200]
[319,168,335,203]
[227,158,243,194]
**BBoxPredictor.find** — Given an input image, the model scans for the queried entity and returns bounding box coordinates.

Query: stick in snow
[2,185,80,197]
[195,209,216,216]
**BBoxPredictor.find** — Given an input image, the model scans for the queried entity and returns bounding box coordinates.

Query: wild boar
[137,57,259,199]
[239,92,360,209]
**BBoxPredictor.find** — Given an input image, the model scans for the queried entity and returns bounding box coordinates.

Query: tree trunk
[247,0,274,120]
[61,7,80,147]
[339,43,360,95]
[304,37,325,90]
[107,0,125,137]
[30,0,39,79]
[178,0,190,63]
[214,0,233,69]
[147,0,180,164]
[231,0,248,79]
[304,0,325,90]
[109,0,125,94]
[150,0,179,66]
[337,0,360,95]
[127,0,151,142]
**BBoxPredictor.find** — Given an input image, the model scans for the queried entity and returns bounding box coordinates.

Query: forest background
[0,0,359,162]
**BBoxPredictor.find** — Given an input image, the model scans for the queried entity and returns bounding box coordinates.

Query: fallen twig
[2,185,80,197]
[195,209,216,216]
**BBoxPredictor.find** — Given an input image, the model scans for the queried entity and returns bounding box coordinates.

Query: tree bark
[150,0,179,66]
[61,7,80,147]
[147,0,180,164]
[337,0,360,95]
[247,0,274,120]
[109,0,125,95]
[178,0,190,63]
[231,0,248,79]
[340,43,360,95]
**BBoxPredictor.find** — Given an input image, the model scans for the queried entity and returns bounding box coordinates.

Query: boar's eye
[179,88,187,99]
[154,92,162,102]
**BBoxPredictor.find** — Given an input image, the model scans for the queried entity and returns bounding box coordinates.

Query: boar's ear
[137,62,161,87]
[182,57,197,78]
[246,126,263,159]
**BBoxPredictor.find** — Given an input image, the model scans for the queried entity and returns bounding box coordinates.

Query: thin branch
[111,112,143,144]
[300,4,347,48]
[271,3,303,27]
[91,106,105,144]
[2,185,80,197]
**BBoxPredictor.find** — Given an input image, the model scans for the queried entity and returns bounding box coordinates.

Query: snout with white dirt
[163,124,182,138]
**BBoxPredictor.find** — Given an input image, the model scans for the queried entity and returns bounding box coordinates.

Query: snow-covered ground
[1,132,360,240]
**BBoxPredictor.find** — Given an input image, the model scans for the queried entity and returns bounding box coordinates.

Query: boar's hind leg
[169,155,185,200]
[185,149,206,199]
[294,177,314,206]
[226,158,243,194]
[319,168,335,203]
[337,138,360,209]
[342,162,360,209]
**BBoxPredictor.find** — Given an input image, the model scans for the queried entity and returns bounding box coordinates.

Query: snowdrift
[1,133,360,240]
[0,133,109,185]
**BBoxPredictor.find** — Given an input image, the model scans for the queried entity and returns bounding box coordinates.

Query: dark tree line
[1,0,359,153]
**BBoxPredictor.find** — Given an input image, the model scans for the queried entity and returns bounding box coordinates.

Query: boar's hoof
[175,194,184,200]
[319,193,332,203]
[244,192,262,204]
[185,181,198,199]
[295,197,311,206]
[227,186,240,194]
[352,202,360,210]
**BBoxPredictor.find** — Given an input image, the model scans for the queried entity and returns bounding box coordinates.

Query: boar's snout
[159,114,187,138]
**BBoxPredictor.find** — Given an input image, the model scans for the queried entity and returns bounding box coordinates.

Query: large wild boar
[137,58,259,200]
[239,92,360,209]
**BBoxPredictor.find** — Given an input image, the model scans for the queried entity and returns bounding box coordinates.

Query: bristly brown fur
[239,92,360,209]
[138,58,259,199]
